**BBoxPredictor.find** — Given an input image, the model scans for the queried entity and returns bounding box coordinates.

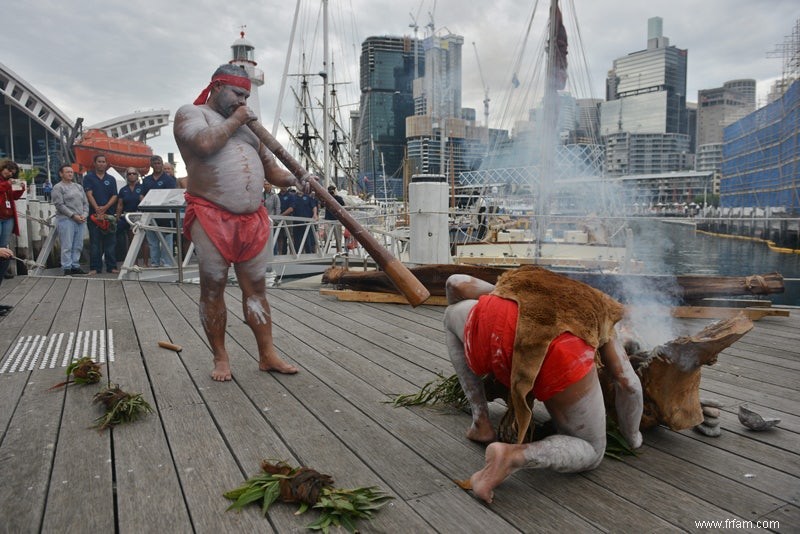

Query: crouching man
[443,266,643,503]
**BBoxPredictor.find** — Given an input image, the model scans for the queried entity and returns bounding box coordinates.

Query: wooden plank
[0,313,70,533]
[644,428,800,505]
[301,289,448,365]
[679,409,799,477]
[41,279,115,533]
[584,450,758,531]
[760,503,799,531]
[701,366,800,404]
[320,288,448,306]
[145,282,307,531]
[671,306,790,320]
[700,298,774,308]
[409,487,524,532]
[122,282,269,532]
[624,439,787,518]
[105,281,193,532]
[713,355,800,391]
[273,290,448,384]
[311,290,445,344]
[0,277,58,436]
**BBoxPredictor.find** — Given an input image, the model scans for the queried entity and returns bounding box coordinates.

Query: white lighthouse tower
[229,29,265,120]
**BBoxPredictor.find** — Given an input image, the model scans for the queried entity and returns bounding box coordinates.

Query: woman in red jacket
[0,160,26,314]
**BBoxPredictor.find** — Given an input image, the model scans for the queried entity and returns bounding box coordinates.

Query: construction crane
[472,41,490,128]
[409,0,424,78]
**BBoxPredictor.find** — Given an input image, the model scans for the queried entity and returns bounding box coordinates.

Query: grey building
[696,79,756,146]
[605,132,690,176]
[600,17,689,176]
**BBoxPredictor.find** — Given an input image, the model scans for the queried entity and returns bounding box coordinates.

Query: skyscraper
[404,33,486,182]
[601,17,688,136]
[600,17,690,176]
[357,36,419,198]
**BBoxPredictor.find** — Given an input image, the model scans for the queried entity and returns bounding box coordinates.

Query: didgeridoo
[247,120,430,307]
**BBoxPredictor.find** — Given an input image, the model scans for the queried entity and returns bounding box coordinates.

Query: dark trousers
[88,219,116,272]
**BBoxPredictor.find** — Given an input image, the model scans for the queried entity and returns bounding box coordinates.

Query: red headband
[193,74,252,105]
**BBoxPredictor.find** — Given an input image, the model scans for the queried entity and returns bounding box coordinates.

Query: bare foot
[469,442,524,504]
[259,354,298,374]
[466,417,496,444]
[87,270,97,276]
[212,358,232,381]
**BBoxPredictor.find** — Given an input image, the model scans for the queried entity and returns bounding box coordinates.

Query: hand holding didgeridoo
[246,119,430,307]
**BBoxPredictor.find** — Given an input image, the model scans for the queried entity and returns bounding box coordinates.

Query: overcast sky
[2,0,796,174]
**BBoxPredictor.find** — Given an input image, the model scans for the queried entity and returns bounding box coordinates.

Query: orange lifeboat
[72,129,153,175]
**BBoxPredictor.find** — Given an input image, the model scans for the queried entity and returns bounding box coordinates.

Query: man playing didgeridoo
[174,64,302,381]
[443,266,643,503]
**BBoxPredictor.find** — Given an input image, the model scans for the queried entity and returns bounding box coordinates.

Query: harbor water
[630,219,800,306]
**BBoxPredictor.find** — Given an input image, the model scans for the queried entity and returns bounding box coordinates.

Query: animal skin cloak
[491,266,624,443]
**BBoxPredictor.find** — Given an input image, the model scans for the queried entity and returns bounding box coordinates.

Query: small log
[157,341,182,352]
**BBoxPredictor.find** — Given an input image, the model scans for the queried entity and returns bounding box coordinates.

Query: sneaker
[64,270,72,276]
[70,268,88,275]
[0,304,12,311]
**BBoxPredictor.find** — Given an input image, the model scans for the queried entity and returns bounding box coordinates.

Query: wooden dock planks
[0,276,795,533]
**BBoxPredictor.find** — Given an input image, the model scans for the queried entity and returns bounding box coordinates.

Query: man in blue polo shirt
[142,155,178,267]
[83,154,119,275]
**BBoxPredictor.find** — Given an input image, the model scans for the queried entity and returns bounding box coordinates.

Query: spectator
[293,188,318,253]
[263,181,281,282]
[324,184,346,252]
[0,246,14,315]
[115,167,144,264]
[83,154,119,275]
[52,164,88,276]
[277,186,296,254]
[43,179,53,201]
[0,159,25,291]
[142,155,177,267]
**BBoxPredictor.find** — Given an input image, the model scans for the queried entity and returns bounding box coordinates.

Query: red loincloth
[464,294,596,401]
[183,192,270,264]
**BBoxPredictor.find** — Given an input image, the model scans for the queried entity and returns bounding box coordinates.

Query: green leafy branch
[224,460,393,533]
[92,384,153,430]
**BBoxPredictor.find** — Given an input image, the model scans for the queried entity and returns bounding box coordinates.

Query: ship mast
[535,0,564,260]
[321,0,330,187]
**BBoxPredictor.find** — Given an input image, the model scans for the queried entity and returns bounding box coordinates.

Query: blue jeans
[0,217,14,280]
[0,217,13,248]
[88,218,116,272]
[57,218,85,269]
[146,229,174,266]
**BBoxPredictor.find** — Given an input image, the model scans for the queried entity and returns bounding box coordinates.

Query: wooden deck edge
[320,289,791,320]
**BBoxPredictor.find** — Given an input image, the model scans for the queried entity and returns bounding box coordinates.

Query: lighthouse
[229,29,265,120]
